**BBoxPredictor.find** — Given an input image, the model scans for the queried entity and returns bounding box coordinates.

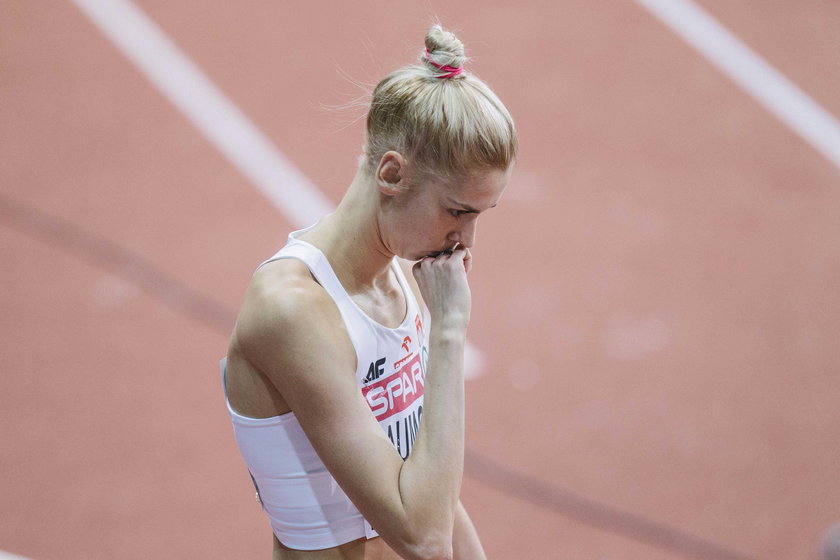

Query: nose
[449,217,477,249]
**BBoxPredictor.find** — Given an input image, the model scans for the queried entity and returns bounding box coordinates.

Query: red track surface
[2,1,839,558]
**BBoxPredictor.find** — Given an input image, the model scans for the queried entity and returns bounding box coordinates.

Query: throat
[349,274,407,329]
[299,212,408,327]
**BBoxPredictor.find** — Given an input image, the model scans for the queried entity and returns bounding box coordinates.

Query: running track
[2,1,839,558]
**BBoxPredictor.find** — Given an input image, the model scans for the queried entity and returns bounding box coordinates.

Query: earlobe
[376,151,406,196]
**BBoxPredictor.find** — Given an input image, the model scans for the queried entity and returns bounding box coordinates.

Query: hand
[412,247,472,329]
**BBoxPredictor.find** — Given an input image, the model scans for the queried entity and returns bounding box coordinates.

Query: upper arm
[234,261,413,539]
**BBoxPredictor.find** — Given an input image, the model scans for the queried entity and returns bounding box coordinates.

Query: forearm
[453,501,487,560]
[397,327,466,544]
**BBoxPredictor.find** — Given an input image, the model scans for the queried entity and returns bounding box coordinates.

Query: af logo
[364,357,386,383]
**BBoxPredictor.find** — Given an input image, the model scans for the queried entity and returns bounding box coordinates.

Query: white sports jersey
[221,227,429,550]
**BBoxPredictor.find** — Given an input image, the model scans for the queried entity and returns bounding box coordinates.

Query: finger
[413,258,433,279]
[446,247,467,263]
[463,248,473,274]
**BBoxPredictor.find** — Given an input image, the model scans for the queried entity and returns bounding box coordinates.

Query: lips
[418,243,461,260]
[429,243,460,258]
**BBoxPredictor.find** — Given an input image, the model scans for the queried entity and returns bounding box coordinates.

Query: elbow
[400,533,453,560]
[405,546,453,560]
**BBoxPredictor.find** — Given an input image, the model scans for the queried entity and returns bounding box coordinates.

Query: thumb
[463,248,472,274]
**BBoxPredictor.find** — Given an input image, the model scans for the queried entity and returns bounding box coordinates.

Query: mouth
[425,243,460,259]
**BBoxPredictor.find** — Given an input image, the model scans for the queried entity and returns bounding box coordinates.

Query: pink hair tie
[424,48,464,79]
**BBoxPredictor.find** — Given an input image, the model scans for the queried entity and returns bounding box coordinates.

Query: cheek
[400,214,445,248]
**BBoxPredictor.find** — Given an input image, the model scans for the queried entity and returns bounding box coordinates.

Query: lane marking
[68,0,484,377]
[0,552,33,560]
[635,0,840,171]
[69,0,333,227]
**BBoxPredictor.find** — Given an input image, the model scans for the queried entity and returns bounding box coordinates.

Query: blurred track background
[2,1,839,558]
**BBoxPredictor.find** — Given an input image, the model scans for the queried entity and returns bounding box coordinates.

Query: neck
[301,166,395,290]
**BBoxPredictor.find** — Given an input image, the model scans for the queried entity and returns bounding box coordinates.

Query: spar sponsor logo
[362,352,426,458]
[361,315,429,458]
[362,353,425,422]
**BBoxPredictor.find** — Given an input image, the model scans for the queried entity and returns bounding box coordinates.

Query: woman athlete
[221,25,517,560]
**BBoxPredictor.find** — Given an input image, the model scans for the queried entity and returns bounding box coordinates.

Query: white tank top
[220,228,429,550]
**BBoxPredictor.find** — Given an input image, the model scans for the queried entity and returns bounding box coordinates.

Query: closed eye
[446,198,498,217]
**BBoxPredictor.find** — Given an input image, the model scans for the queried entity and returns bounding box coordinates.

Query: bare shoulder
[235,259,321,343]
[233,258,354,379]
[231,259,396,473]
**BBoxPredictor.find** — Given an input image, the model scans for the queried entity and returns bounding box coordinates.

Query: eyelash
[449,209,469,218]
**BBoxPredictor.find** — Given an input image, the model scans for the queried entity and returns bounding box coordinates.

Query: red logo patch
[362,353,425,421]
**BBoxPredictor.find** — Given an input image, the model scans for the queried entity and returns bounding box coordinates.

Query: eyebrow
[448,198,498,213]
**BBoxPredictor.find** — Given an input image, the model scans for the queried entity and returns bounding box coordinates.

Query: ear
[375,151,407,196]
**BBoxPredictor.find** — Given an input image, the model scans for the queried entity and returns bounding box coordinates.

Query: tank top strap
[260,241,350,303]
[258,238,377,367]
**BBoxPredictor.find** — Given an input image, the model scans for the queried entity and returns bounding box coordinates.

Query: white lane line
[635,0,840,171]
[68,0,484,378]
[70,0,333,227]
[0,552,33,560]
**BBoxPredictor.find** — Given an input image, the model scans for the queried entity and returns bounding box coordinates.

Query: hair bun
[423,25,466,78]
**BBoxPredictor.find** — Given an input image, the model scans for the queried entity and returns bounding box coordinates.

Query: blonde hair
[363,25,518,180]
